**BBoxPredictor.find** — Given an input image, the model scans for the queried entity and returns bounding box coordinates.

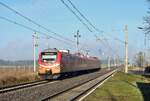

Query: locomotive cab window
[41,52,57,62]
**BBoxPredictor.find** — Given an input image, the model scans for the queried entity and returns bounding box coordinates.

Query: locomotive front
[38,49,61,78]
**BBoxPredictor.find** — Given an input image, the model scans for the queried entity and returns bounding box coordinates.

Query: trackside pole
[32,32,38,72]
[124,25,128,73]
[108,56,111,70]
[74,30,81,53]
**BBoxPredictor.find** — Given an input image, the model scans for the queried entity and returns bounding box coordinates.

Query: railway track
[0,68,119,101]
[0,80,49,93]
[43,69,118,101]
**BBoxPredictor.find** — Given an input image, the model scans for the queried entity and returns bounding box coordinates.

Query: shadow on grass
[137,82,150,101]
[142,74,150,78]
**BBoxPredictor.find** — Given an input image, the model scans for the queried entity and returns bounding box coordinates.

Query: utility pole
[144,33,147,67]
[116,55,120,67]
[108,56,111,70]
[85,50,90,56]
[74,30,81,53]
[32,32,38,72]
[114,56,116,67]
[124,25,128,73]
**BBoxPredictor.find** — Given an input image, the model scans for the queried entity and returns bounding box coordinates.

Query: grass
[128,66,144,70]
[0,68,40,88]
[101,64,108,68]
[83,71,150,101]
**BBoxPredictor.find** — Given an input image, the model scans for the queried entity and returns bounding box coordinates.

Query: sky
[0,0,148,61]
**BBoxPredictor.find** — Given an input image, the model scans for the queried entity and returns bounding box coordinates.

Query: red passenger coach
[38,48,101,79]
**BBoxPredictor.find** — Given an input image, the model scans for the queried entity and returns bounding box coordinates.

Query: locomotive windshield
[41,52,57,62]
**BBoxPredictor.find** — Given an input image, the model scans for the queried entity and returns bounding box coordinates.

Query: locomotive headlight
[54,63,60,67]
[46,68,50,71]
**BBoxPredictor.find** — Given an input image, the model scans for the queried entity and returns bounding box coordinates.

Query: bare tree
[134,52,144,67]
[144,0,150,33]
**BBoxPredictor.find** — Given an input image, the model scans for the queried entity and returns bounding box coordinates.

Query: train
[38,48,101,79]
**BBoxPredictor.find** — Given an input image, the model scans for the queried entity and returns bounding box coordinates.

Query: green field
[83,71,150,101]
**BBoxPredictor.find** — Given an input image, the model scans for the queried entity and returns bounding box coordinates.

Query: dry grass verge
[0,69,40,88]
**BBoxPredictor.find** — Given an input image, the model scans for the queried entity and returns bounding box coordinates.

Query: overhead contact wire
[0,16,74,46]
[60,0,93,32]
[0,1,75,43]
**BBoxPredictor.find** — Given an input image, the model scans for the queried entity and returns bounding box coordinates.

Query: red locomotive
[38,48,101,79]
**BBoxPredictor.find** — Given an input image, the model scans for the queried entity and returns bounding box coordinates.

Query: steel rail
[74,70,117,101]
[42,68,118,101]
[0,80,50,93]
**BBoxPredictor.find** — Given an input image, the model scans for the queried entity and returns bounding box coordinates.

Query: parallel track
[73,72,115,101]
[43,69,117,101]
[0,80,49,93]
